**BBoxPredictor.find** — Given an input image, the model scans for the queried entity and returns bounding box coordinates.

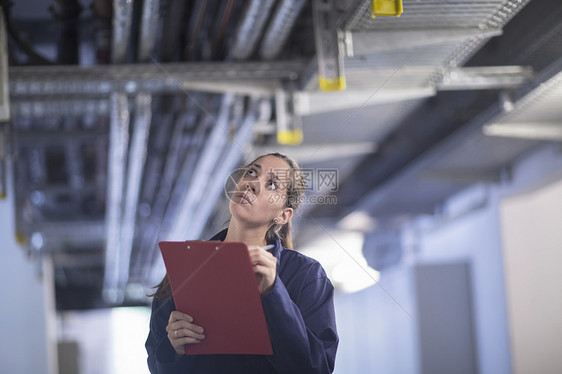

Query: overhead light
[332,262,380,293]
[483,122,562,141]
[338,211,377,232]
[30,232,45,251]
[300,230,379,293]
[297,88,435,116]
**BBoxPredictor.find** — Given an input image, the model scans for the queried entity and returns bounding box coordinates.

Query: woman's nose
[245,181,254,192]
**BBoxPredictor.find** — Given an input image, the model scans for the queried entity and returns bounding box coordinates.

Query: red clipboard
[158,240,273,355]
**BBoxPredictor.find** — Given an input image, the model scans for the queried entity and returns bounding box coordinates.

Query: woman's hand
[248,245,278,295]
[166,311,205,357]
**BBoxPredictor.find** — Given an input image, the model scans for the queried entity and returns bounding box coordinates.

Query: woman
[145,152,339,373]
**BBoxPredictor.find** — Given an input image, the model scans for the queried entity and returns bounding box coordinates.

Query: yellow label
[277,129,303,145]
[371,0,403,18]
[318,76,346,92]
[16,231,28,244]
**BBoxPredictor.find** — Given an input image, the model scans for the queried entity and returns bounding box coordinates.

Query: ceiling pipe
[112,0,134,64]
[211,0,235,59]
[159,0,189,61]
[9,61,305,96]
[165,94,235,241]
[139,99,203,244]
[103,92,129,304]
[230,0,277,60]
[136,96,226,283]
[184,98,260,240]
[92,0,112,64]
[149,96,256,286]
[129,99,178,283]
[183,0,209,61]
[158,103,218,241]
[50,0,82,64]
[137,0,160,62]
[259,0,307,60]
[118,93,152,293]
[131,95,214,284]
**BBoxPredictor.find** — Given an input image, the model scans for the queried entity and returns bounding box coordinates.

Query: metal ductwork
[231,0,277,60]
[8,0,562,310]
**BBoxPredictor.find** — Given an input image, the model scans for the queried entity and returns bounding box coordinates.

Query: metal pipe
[137,0,160,62]
[50,0,82,64]
[129,99,177,283]
[184,0,209,61]
[211,0,235,59]
[103,92,129,303]
[131,95,207,283]
[9,61,305,96]
[165,94,234,241]
[112,0,135,64]
[259,0,306,60]
[92,0,112,64]
[183,98,258,240]
[118,93,151,291]
[231,0,277,60]
[159,0,189,61]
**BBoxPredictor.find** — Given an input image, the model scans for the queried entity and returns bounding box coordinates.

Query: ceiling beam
[305,0,562,223]
[9,61,305,96]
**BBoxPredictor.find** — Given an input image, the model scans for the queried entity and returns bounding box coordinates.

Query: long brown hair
[149,152,306,300]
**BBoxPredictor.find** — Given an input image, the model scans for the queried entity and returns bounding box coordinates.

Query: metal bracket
[275,81,303,145]
[312,0,346,91]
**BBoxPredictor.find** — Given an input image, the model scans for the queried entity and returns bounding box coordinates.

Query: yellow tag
[318,76,346,92]
[277,129,303,145]
[371,0,403,18]
[16,231,28,244]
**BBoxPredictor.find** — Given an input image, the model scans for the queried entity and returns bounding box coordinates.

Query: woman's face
[229,155,292,227]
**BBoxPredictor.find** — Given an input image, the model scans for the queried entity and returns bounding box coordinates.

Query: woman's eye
[267,180,277,190]
[246,168,257,177]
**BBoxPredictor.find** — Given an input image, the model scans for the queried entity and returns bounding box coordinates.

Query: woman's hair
[149,152,306,300]
[258,152,305,250]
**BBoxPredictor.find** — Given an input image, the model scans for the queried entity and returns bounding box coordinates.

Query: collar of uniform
[208,228,283,267]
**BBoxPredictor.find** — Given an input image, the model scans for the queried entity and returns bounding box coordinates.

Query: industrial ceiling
[2,0,562,309]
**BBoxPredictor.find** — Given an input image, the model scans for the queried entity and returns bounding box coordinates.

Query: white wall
[334,263,418,374]
[500,177,562,374]
[414,185,510,374]
[57,307,151,374]
[0,160,57,374]
[332,143,562,374]
[413,143,562,374]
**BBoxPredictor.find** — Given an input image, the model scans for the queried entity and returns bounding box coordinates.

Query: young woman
[145,152,339,373]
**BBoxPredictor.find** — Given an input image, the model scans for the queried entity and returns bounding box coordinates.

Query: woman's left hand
[248,245,277,295]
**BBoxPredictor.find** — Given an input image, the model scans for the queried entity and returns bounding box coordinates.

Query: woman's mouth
[238,193,252,204]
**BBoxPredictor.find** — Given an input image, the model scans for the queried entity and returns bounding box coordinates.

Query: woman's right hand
[166,311,205,356]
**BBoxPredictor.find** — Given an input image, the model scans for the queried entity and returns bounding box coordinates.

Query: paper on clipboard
[158,240,273,356]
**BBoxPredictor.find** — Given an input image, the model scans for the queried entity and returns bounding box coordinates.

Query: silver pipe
[65,142,84,189]
[165,94,235,240]
[9,61,305,96]
[103,92,129,303]
[231,0,277,60]
[118,93,152,291]
[184,99,259,240]
[132,98,197,277]
[260,0,307,60]
[11,99,109,118]
[112,0,135,63]
[137,0,160,62]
